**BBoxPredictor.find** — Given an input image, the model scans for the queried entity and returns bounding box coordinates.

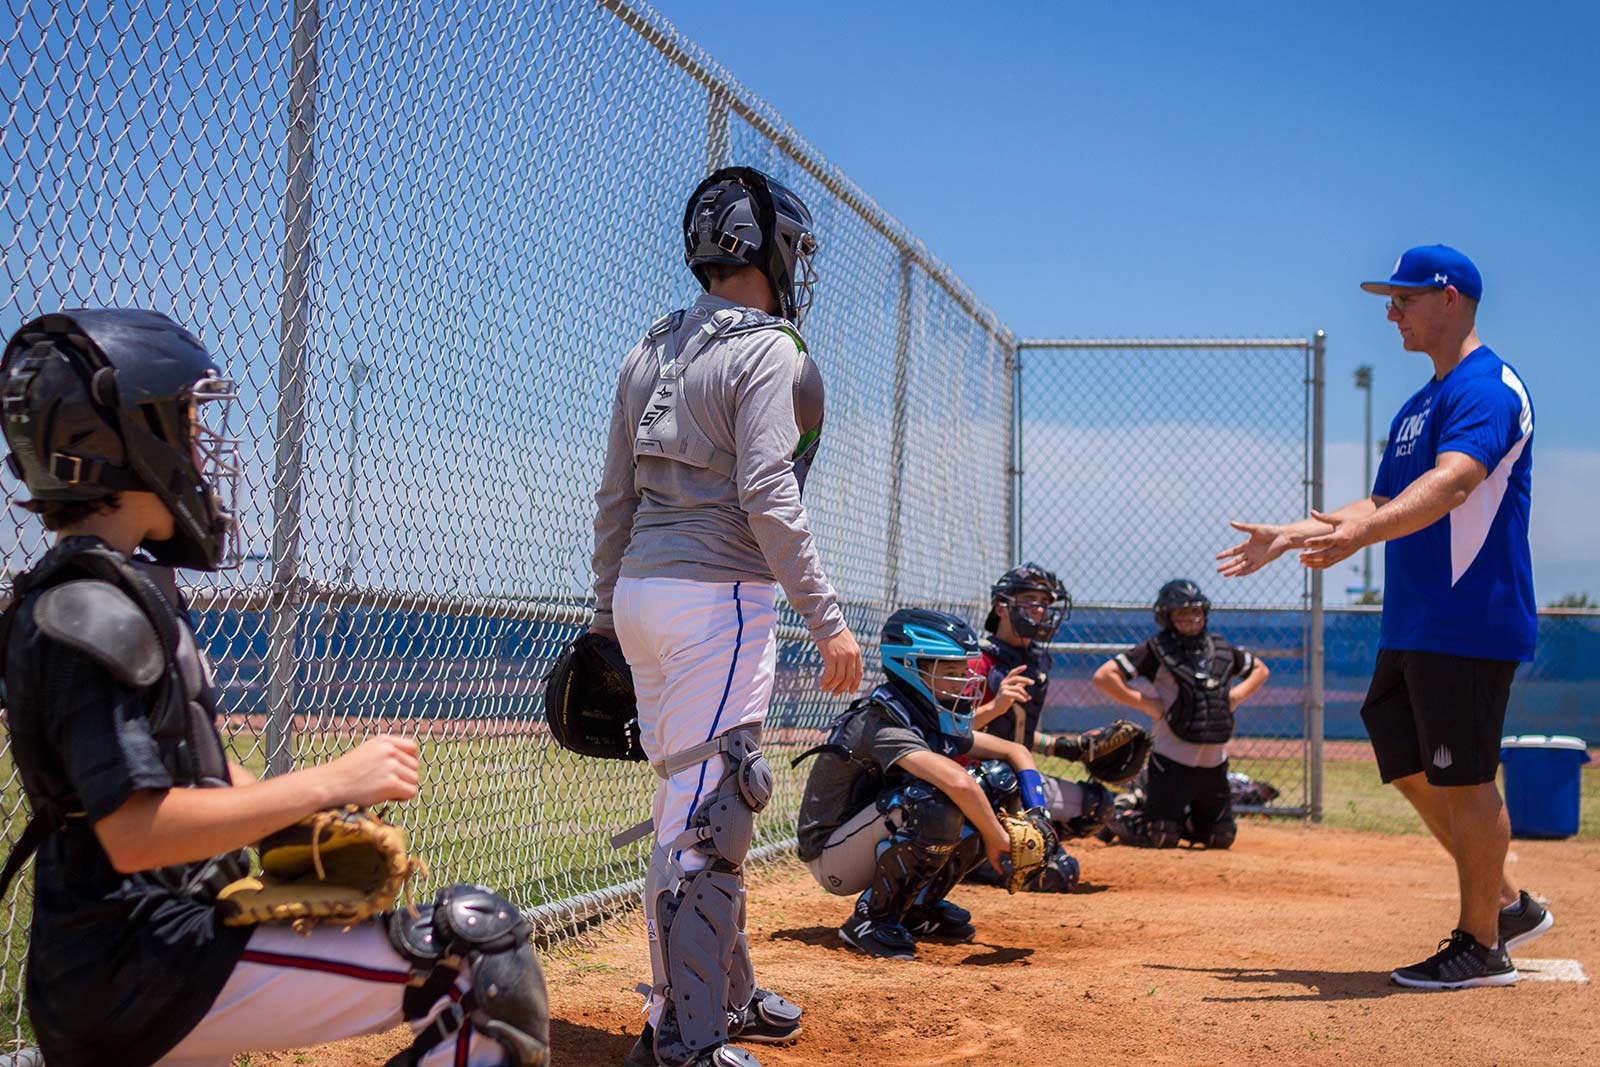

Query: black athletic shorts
[1359,648,1519,787]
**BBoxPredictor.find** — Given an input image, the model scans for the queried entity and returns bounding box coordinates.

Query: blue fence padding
[1034,607,1598,741]
[189,603,1599,740]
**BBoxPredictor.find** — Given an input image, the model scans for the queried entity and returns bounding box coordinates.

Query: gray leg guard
[1148,818,1183,849]
[1059,781,1117,840]
[385,885,550,1067]
[1024,846,1081,893]
[647,725,773,1067]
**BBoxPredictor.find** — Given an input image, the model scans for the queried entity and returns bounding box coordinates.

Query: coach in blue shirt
[1217,245,1550,990]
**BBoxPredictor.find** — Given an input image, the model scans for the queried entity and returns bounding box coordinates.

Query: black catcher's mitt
[542,631,645,760]
[1036,719,1153,785]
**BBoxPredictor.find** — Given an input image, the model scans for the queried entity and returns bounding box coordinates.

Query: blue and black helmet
[879,607,984,740]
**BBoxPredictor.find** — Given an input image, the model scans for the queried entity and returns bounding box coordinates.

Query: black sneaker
[729,988,802,1045]
[624,1024,763,1067]
[1500,891,1554,952]
[1391,929,1519,989]
[903,900,976,943]
[838,913,917,961]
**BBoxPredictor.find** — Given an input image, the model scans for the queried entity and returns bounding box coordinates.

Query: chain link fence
[0,0,1017,1040]
[1015,338,1326,816]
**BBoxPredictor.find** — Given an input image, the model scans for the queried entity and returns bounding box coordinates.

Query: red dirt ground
[251,822,1597,1067]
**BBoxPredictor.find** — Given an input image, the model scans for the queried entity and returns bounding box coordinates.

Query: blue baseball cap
[1360,244,1483,302]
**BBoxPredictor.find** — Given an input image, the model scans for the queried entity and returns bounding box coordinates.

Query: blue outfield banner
[188,603,1600,744]
[1032,607,1599,743]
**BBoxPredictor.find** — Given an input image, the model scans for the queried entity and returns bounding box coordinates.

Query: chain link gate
[1014,337,1327,819]
[0,0,1016,1042]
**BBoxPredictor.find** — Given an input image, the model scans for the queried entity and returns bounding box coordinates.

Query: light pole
[1353,364,1374,601]
[341,359,369,587]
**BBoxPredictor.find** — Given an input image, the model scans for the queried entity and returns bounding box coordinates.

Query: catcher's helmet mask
[985,562,1070,640]
[683,165,819,326]
[1,309,241,570]
[880,607,983,740]
[1153,578,1210,632]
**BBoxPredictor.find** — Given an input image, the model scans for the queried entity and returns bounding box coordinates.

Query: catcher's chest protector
[633,305,823,489]
[0,539,242,897]
[1151,631,1240,744]
[981,641,1050,748]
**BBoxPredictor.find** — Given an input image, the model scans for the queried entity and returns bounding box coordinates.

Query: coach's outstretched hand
[1216,520,1297,577]
[816,626,864,696]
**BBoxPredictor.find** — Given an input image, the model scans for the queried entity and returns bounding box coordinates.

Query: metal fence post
[883,251,914,604]
[1008,340,1022,563]
[265,0,319,777]
[1309,330,1327,821]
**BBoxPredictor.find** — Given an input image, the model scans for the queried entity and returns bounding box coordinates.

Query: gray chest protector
[633,306,824,492]
[1151,631,1241,745]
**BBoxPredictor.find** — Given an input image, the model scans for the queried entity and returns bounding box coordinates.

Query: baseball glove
[216,806,423,928]
[542,630,645,761]
[1037,719,1152,785]
[997,809,1051,894]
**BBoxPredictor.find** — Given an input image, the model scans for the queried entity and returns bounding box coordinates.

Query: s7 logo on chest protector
[639,389,675,430]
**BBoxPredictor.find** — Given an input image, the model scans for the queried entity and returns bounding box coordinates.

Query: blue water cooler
[1500,735,1591,839]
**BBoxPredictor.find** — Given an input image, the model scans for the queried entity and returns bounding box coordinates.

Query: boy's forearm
[1231,663,1270,703]
[1095,673,1149,712]
[96,766,336,873]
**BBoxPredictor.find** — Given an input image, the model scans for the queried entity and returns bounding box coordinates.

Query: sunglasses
[1386,288,1444,315]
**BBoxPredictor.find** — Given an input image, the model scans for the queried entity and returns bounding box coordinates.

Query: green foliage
[1547,591,1596,609]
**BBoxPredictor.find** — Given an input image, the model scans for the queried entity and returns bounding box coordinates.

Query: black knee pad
[1025,847,1080,893]
[969,759,1019,810]
[884,780,967,848]
[1205,819,1237,850]
[1148,818,1183,849]
[386,885,549,1066]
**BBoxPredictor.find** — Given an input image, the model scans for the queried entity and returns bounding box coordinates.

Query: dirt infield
[254,822,1596,1067]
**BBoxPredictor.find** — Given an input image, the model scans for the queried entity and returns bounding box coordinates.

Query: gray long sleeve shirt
[591,294,845,640]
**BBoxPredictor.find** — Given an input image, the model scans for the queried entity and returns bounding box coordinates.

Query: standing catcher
[1092,579,1268,850]
[795,608,1057,959]
[1218,245,1547,989]
[589,167,864,1067]
[0,311,548,1067]
[968,562,1151,892]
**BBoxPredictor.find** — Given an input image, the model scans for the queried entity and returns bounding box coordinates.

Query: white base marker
[1515,958,1589,983]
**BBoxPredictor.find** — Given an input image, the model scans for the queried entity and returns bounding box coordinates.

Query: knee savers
[1147,818,1183,849]
[385,885,550,1067]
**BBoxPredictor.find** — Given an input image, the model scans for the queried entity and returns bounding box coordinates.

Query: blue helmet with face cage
[879,607,983,740]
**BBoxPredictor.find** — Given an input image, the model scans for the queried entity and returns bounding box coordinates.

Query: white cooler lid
[1500,734,1588,750]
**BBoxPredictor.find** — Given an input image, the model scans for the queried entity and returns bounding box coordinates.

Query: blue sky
[653,0,1600,601]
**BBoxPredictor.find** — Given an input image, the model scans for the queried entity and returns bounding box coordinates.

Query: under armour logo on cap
[1361,245,1483,302]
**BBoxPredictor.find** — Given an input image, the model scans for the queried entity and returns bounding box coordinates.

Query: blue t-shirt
[1372,346,1535,661]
